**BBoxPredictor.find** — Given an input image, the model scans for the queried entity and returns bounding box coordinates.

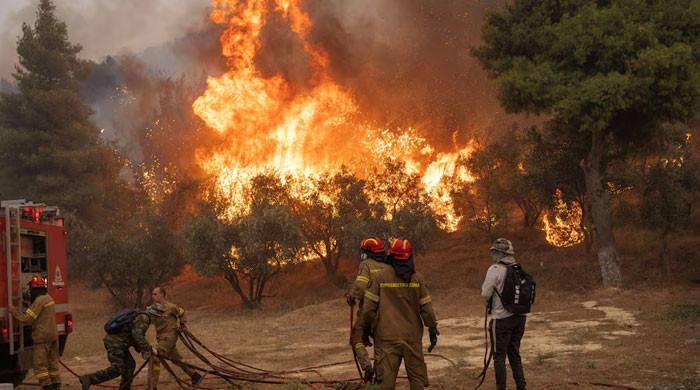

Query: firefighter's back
[372,269,426,343]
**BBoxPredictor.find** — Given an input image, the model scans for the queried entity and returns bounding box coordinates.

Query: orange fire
[542,189,584,247]
[193,0,475,231]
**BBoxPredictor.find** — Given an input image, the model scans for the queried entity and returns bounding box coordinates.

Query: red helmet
[389,239,412,260]
[29,276,47,289]
[360,237,384,254]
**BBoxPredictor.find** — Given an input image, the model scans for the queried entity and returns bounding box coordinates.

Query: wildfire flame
[193,0,475,231]
[542,189,584,247]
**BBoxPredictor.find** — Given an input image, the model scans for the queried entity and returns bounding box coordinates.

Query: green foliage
[475,0,700,131]
[298,169,379,278]
[71,185,186,308]
[185,174,305,309]
[0,0,119,222]
[474,0,700,285]
[640,131,700,268]
[452,137,511,237]
[368,159,440,254]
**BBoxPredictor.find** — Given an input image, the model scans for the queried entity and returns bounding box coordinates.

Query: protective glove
[428,327,439,352]
[345,294,356,307]
[362,326,373,347]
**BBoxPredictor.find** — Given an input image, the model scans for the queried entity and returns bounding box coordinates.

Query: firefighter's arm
[360,278,380,330]
[418,276,438,329]
[132,314,152,353]
[9,296,45,323]
[349,261,370,302]
[175,305,187,324]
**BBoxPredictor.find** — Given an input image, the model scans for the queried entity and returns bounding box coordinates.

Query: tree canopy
[474,0,700,287]
[0,0,119,222]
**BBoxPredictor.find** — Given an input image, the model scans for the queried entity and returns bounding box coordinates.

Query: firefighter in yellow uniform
[148,286,201,388]
[346,237,391,382]
[361,239,439,390]
[9,276,61,390]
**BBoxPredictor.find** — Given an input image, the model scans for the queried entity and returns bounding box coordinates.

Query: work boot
[190,373,202,387]
[363,366,374,384]
[79,375,91,390]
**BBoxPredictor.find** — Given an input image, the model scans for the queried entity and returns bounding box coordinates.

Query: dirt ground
[31,282,699,390]
[17,230,700,390]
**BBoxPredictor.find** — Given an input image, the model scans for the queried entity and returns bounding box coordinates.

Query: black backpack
[496,262,536,314]
[104,309,142,334]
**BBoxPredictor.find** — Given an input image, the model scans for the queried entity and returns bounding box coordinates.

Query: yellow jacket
[349,258,392,303]
[361,269,437,343]
[9,294,58,344]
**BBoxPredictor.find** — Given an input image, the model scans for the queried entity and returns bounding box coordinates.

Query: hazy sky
[0,0,210,79]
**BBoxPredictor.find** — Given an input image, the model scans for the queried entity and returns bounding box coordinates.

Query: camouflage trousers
[374,339,428,390]
[33,341,61,387]
[349,308,373,370]
[152,335,195,385]
[85,336,136,390]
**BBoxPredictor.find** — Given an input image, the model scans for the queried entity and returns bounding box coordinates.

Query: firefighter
[346,237,391,382]
[361,239,439,390]
[8,276,61,390]
[79,308,158,390]
[148,286,202,387]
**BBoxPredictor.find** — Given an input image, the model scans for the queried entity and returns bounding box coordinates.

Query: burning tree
[186,174,305,309]
[474,0,700,287]
[297,170,379,280]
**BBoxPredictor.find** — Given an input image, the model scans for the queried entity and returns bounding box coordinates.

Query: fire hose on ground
[41,310,640,390]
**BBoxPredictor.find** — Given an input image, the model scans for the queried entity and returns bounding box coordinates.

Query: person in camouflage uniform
[79,309,156,390]
[346,237,391,382]
[9,276,61,390]
[148,287,201,387]
[361,239,439,390]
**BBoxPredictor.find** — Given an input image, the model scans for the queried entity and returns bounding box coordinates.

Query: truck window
[20,234,48,274]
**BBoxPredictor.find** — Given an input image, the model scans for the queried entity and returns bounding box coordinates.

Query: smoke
[0,0,211,79]
[251,0,509,147]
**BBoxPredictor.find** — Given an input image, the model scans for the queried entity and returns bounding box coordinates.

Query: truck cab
[0,200,72,385]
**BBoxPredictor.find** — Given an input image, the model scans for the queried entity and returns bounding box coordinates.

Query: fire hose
[49,322,640,390]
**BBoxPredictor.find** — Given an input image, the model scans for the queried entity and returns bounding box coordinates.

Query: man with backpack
[9,276,61,390]
[346,236,392,382]
[481,238,533,390]
[79,307,159,390]
[361,239,438,389]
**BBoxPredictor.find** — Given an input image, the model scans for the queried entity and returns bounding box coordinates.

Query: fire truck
[0,200,72,384]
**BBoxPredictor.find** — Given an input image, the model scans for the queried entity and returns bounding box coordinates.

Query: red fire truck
[1,200,72,384]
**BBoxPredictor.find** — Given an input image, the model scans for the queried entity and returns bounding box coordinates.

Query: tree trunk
[577,198,594,254]
[581,131,623,288]
[223,269,254,309]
